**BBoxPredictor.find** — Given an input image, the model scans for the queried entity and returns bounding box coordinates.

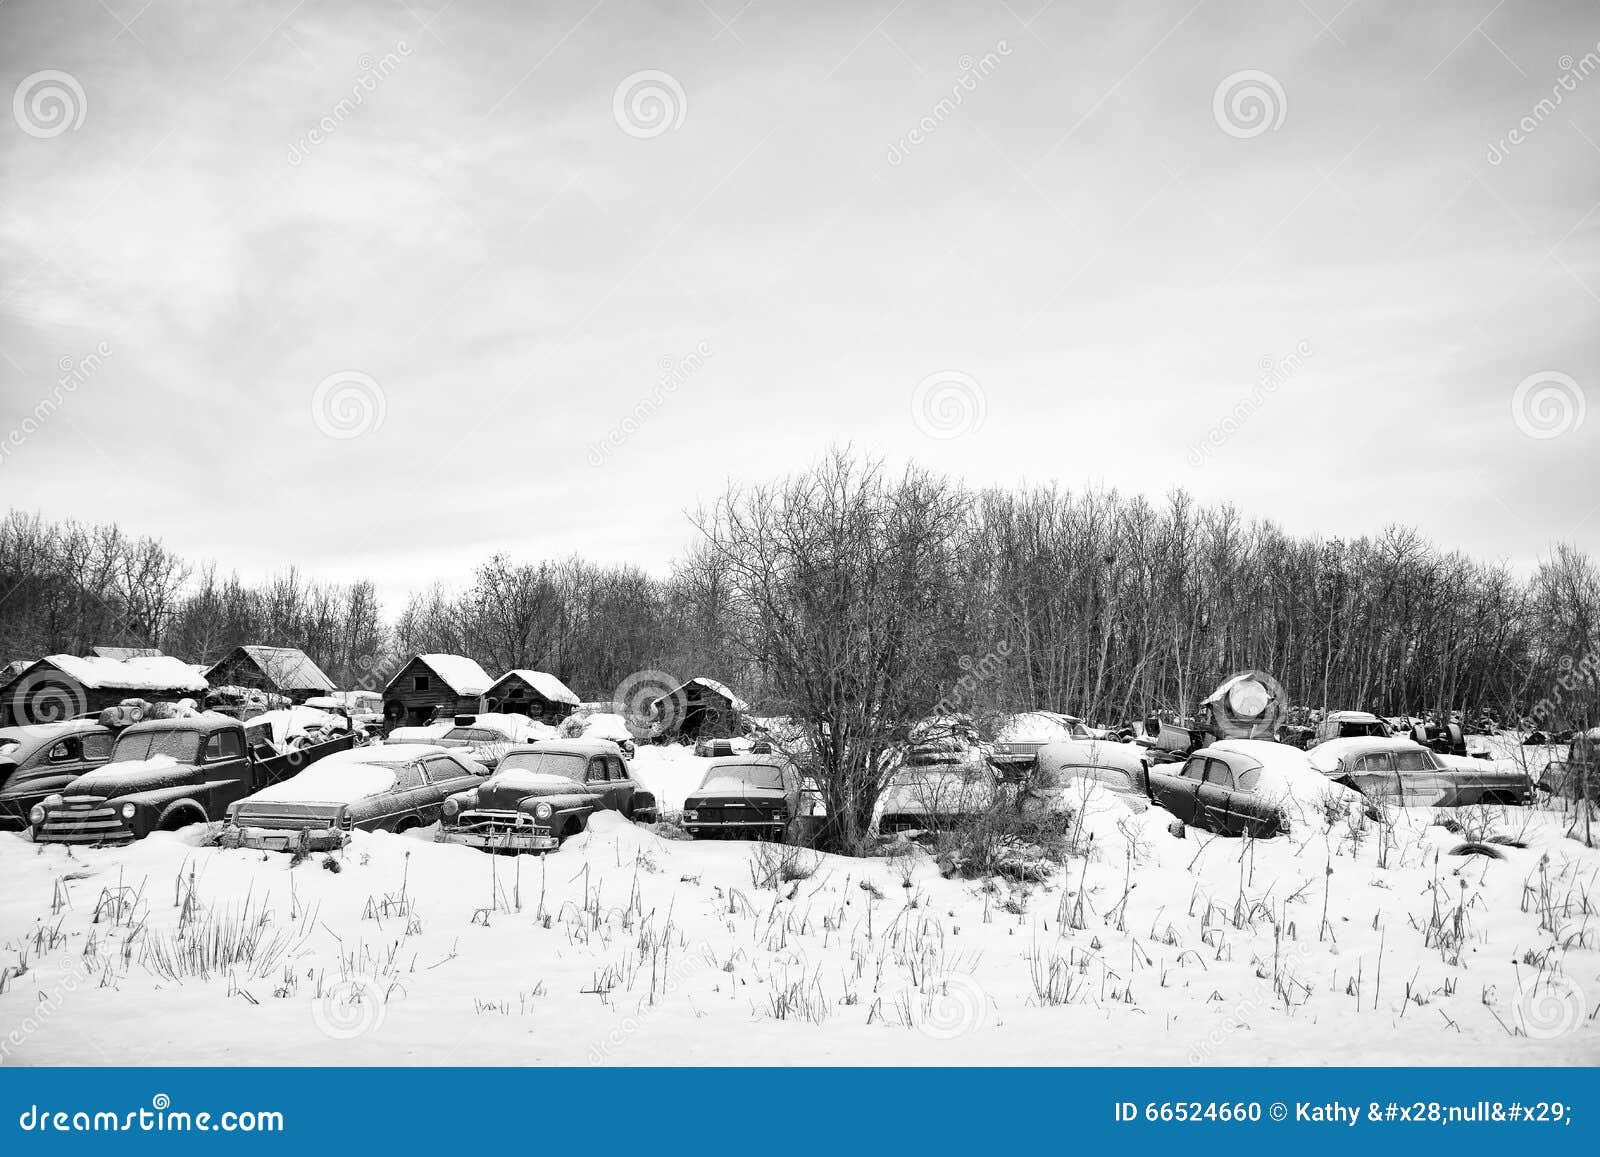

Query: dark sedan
[436,739,657,853]
[220,743,487,852]
[0,721,114,830]
[1145,739,1358,838]
[682,756,814,841]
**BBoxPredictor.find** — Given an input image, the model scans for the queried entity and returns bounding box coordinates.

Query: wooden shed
[651,677,749,741]
[382,654,492,731]
[484,669,581,725]
[0,654,208,727]
[204,646,336,704]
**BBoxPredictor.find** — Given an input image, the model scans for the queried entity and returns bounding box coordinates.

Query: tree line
[1,451,1595,743]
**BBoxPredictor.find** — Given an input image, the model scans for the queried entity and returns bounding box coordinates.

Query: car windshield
[1341,721,1389,738]
[496,751,586,781]
[445,727,502,742]
[699,764,785,791]
[111,730,202,764]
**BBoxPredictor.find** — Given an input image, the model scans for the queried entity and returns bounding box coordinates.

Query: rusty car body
[1307,737,1531,807]
[681,755,816,841]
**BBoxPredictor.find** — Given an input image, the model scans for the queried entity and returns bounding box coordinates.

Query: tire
[158,804,207,832]
[1167,818,1186,839]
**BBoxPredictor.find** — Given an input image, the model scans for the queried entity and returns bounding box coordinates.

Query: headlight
[442,797,461,818]
[533,802,553,820]
[682,809,699,821]
[120,802,136,821]
[28,804,45,826]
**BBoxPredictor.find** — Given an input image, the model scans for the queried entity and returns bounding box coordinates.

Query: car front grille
[691,805,779,824]
[38,797,132,845]
[452,809,552,837]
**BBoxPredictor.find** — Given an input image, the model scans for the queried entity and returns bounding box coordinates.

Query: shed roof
[24,654,208,694]
[488,669,580,707]
[388,654,492,697]
[207,646,335,693]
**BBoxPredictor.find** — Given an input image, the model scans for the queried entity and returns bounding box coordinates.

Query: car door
[604,755,636,814]
[585,756,622,812]
[1394,748,1446,805]
[1353,751,1398,803]
[1158,757,1207,823]
[1196,758,1238,833]
[414,756,476,826]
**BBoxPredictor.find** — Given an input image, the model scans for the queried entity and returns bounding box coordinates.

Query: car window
[1236,767,1262,792]
[1202,759,1235,788]
[113,730,202,763]
[607,756,626,780]
[81,733,112,761]
[392,763,425,790]
[423,757,469,785]
[586,758,609,783]
[203,730,244,761]
[1356,752,1394,774]
[1394,749,1433,772]
[496,751,586,782]
[1180,757,1206,781]
[47,739,78,763]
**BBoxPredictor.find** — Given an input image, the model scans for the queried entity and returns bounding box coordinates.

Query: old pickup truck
[29,713,356,845]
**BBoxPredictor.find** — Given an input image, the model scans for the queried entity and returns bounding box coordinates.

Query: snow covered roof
[390,654,492,697]
[658,677,748,712]
[29,654,208,693]
[488,669,580,706]
[208,646,335,693]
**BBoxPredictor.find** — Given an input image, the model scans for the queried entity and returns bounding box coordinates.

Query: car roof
[1036,739,1146,773]
[121,712,237,735]
[0,719,107,748]
[1307,736,1429,769]
[503,738,622,759]
[704,754,792,771]
[1326,710,1383,723]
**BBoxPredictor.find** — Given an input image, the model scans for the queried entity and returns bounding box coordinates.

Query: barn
[382,654,492,731]
[484,669,581,725]
[0,654,208,727]
[651,677,749,741]
[204,646,336,704]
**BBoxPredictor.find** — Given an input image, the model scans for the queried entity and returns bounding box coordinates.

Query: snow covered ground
[1,746,1595,1066]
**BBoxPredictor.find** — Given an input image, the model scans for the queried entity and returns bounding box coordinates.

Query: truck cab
[30,713,355,845]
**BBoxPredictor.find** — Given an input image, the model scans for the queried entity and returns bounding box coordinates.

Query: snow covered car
[1538,759,1599,804]
[1307,710,1392,748]
[221,744,487,852]
[1032,739,1150,814]
[30,713,356,845]
[877,717,997,832]
[1307,737,1531,807]
[0,720,115,830]
[681,756,816,840]
[557,709,639,758]
[990,712,1093,776]
[431,712,556,768]
[435,739,657,852]
[1144,739,1357,838]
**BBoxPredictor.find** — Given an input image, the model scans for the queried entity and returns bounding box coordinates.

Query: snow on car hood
[249,762,399,805]
[70,756,188,793]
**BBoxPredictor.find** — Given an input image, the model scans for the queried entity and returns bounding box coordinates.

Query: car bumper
[436,828,559,852]
[684,819,786,837]
[221,825,347,853]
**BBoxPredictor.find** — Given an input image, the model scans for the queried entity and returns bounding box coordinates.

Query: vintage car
[1144,739,1357,838]
[1307,710,1393,748]
[990,712,1094,776]
[0,721,115,830]
[1538,759,1600,804]
[435,739,656,852]
[29,713,356,845]
[681,755,816,840]
[558,710,640,759]
[877,717,998,833]
[1307,737,1531,807]
[1032,739,1150,814]
[221,744,488,852]
[431,712,557,768]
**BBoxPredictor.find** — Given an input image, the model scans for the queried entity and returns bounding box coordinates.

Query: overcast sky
[1,0,1596,608]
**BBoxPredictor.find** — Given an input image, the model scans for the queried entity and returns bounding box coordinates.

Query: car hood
[66,756,199,798]
[476,769,594,811]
